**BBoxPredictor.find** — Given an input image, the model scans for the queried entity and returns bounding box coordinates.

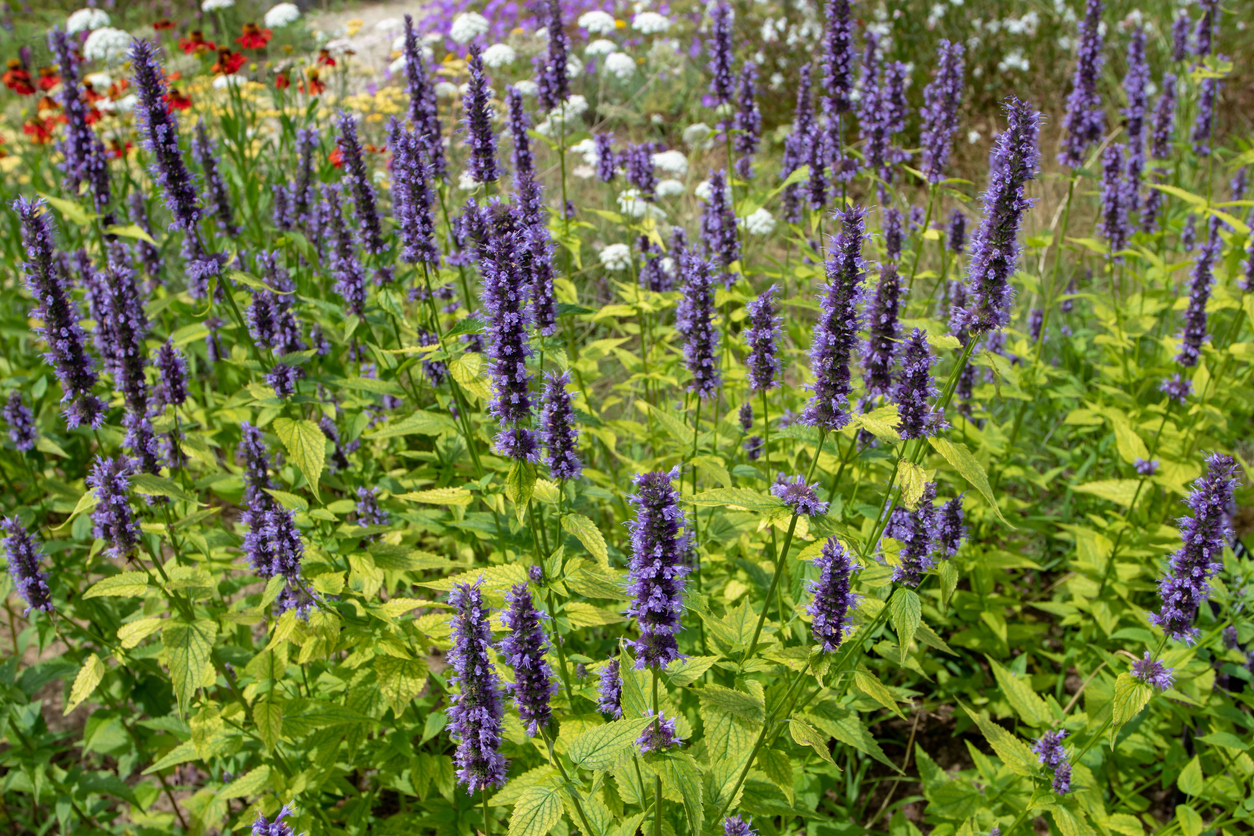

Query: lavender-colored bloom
[402,15,445,179]
[292,127,320,219]
[272,184,292,231]
[1099,144,1129,258]
[1176,237,1220,367]
[266,363,304,399]
[948,211,966,254]
[1132,653,1174,691]
[1181,216,1197,253]
[1223,625,1240,650]
[237,423,276,508]
[707,3,734,107]
[920,40,965,184]
[744,436,763,460]
[336,112,386,255]
[681,258,721,400]
[463,44,499,186]
[320,416,352,473]
[935,497,966,558]
[1122,28,1149,219]
[192,121,240,237]
[808,537,859,653]
[1149,75,1177,163]
[1134,458,1159,477]
[540,371,582,481]
[100,254,151,414]
[123,409,163,477]
[321,184,368,316]
[1242,244,1254,294]
[446,579,509,793]
[964,98,1041,334]
[252,804,296,836]
[1160,373,1192,404]
[862,263,902,397]
[1193,1,1217,58]
[724,816,757,836]
[1191,69,1221,157]
[1057,0,1105,169]
[802,206,866,431]
[130,39,200,230]
[241,504,305,581]
[1033,730,1072,795]
[128,192,164,287]
[505,88,543,227]
[2,518,53,614]
[733,62,761,180]
[805,122,829,210]
[1171,12,1190,62]
[744,285,781,392]
[205,317,225,363]
[1149,453,1238,644]
[154,341,189,409]
[884,207,904,262]
[625,144,656,201]
[536,0,570,112]
[598,658,623,718]
[88,457,141,560]
[626,469,691,670]
[702,170,739,270]
[15,197,104,429]
[822,0,857,132]
[1027,307,1044,343]
[4,392,37,452]
[388,118,441,266]
[772,476,828,517]
[892,483,937,588]
[500,584,557,736]
[480,205,537,459]
[595,134,617,183]
[50,29,113,220]
[636,711,683,752]
[355,486,389,527]
[895,330,942,440]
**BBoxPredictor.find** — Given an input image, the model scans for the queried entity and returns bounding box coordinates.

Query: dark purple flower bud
[1122,29,1149,219]
[626,469,691,669]
[241,504,305,580]
[446,579,509,793]
[1171,12,1190,61]
[803,205,867,431]
[88,457,141,560]
[500,584,557,736]
[1193,1,1217,58]
[128,192,164,288]
[1132,653,1174,691]
[744,436,763,460]
[1033,730,1072,795]
[1028,308,1044,343]
[701,170,739,270]
[947,211,966,254]
[822,0,856,120]
[14,197,105,429]
[129,39,200,231]
[738,402,753,432]
[895,329,943,440]
[964,98,1041,334]
[920,40,965,184]
[1160,373,1192,404]
[402,15,446,179]
[480,204,537,457]
[1099,144,1129,258]
[272,183,292,231]
[1176,237,1220,367]
[4,392,37,452]
[528,565,544,585]
[598,658,622,718]
[805,126,828,210]
[772,476,828,517]
[205,317,225,363]
[536,0,570,112]
[1134,458,1159,477]
[707,3,734,107]
[733,61,761,180]
[1150,453,1238,644]
[335,111,386,255]
[891,483,937,587]
[862,263,902,397]
[1222,625,1240,650]
[50,28,113,220]
[1057,0,1106,169]
[252,803,296,836]
[724,816,757,836]
[192,120,240,237]
[236,423,276,507]
[2,518,53,615]
[1242,243,1254,294]
[1149,75,1177,163]
[321,183,368,316]
[744,285,782,392]
[884,207,904,261]
[154,341,189,409]
[540,371,582,482]
[782,65,814,175]
[292,127,320,219]
[681,257,721,400]
[1191,68,1221,157]
[595,133,617,183]
[504,88,543,227]
[808,537,859,653]
[319,416,352,473]
[636,711,683,753]
[266,363,304,399]
[463,44,499,186]
[935,497,966,558]
[625,143,656,201]
[355,486,389,527]
[122,409,163,477]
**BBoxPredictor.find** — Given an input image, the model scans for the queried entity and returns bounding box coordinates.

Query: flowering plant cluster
[0,2,1252,836]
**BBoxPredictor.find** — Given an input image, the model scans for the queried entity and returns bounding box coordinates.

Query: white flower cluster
[651,150,688,177]
[66,8,109,34]
[738,208,776,236]
[997,49,1029,73]
[264,3,302,29]
[482,44,517,68]
[450,12,490,45]
[599,243,632,271]
[586,39,618,57]
[202,0,235,11]
[604,53,636,80]
[632,12,670,34]
[536,95,589,136]
[578,11,617,35]
[83,28,132,65]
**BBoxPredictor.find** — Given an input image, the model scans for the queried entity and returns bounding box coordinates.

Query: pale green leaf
[561,513,609,569]
[64,654,105,715]
[928,438,1012,526]
[273,417,326,500]
[83,572,149,599]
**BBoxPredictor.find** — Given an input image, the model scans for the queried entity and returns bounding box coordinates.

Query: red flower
[82,82,104,104]
[274,70,290,90]
[163,88,193,111]
[153,18,176,31]
[107,78,130,98]
[178,31,215,55]
[37,67,60,92]
[328,147,343,168]
[3,60,35,96]
[300,68,325,96]
[23,118,54,144]
[316,49,336,67]
[107,139,133,158]
[37,95,60,113]
[211,49,246,75]
[235,23,273,50]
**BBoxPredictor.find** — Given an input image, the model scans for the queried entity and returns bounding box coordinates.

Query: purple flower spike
[322,183,368,316]
[1033,730,1072,795]
[920,40,966,185]
[88,457,141,561]
[1175,237,1220,367]
[772,476,829,517]
[527,226,557,338]
[884,208,903,262]
[237,423,276,508]
[626,469,692,670]
[540,371,582,482]
[252,804,296,836]
[822,0,856,131]
[241,504,305,582]
[128,192,164,287]
[935,497,966,558]
[964,98,1041,334]
[154,341,189,409]
[598,658,623,718]
[701,170,739,271]
[388,118,441,266]
[1141,75,1177,234]
[192,121,240,237]
[808,537,859,653]
[336,111,386,255]
[1099,144,1129,258]
[636,711,683,753]
[506,88,544,227]
[625,144,656,201]
[402,15,446,178]
[1122,28,1149,219]
[1191,67,1222,158]
[1171,12,1190,62]
[594,134,617,183]
[463,44,499,186]
[4,392,38,452]
[1134,458,1159,477]
[536,0,570,113]
[724,816,758,836]
[733,61,761,180]
[355,486,389,527]
[895,329,943,440]
[891,483,937,588]
[292,127,320,218]
[744,285,782,392]
[863,263,902,398]
[14,197,105,429]
[1057,0,1105,169]
[500,584,558,736]
[129,39,200,231]
[1132,653,1174,691]
[1160,373,1192,404]
[50,28,112,220]
[1149,453,1238,644]
[266,363,304,399]
[446,579,509,793]
[681,257,721,400]
[738,402,753,432]
[2,518,53,615]
[948,211,966,254]
[707,3,734,107]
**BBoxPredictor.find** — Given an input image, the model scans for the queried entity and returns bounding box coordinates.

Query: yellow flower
[345,18,364,36]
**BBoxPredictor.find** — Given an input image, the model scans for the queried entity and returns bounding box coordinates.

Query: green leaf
[889,588,921,665]
[987,657,1051,727]
[273,417,326,500]
[789,717,837,766]
[366,411,459,439]
[162,620,218,716]
[56,490,98,530]
[566,718,652,770]
[374,656,430,718]
[654,750,704,836]
[665,655,719,687]
[645,402,693,446]
[219,765,272,801]
[396,487,475,506]
[448,352,494,401]
[37,192,96,225]
[103,223,159,247]
[255,699,282,752]
[561,513,609,569]
[64,654,105,715]
[130,473,200,504]
[1074,479,1143,508]
[928,438,1012,526]
[690,488,786,514]
[505,459,538,521]
[1177,756,1203,796]
[849,404,900,444]
[1109,672,1153,746]
[509,784,564,836]
[83,572,149,599]
[853,670,905,720]
[695,684,765,723]
[898,461,927,510]
[341,375,406,397]
[226,269,293,295]
[117,617,164,649]
[960,704,1039,777]
[1175,806,1204,836]
[1147,182,1207,207]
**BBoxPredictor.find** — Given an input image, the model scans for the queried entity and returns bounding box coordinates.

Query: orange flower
[37,67,60,92]
[107,78,130,98]
[236,23,273,50]
[300,67,325,96]
[178,30,216,55]
[211,48,246,75]
[328,147,343,168]
[153,18,176,31]
[274,70,290,90]
[3,59,35,96]
[23,118,54,144]
[107,139,133,158]
[316,49,336,67]
[82,81,104,103]
[37,94,60,113]
[163,88,193,111]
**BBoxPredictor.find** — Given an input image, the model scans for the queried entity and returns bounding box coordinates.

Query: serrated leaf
[690,488,786,514]
[665,656,719,687]
[130,473,200,504]
[366,411,459,439]
[853,670,905,720]
[375,656,429,717]
[396,487,475,506]
[56,490,98,530]
[103,223,159,246]
[961,704,1040,777]
[219,765,272,801]
[1109,672,1153,746]
[505,459,538,519]
[64,654,105,715]
[898,461,927,510]
[889,588,921,665]
[117,617,164,649]
[509,784,564,836]
[1074,479,1142,508]
[163,620,217,716]
[567,718,652,770]
[273,417,326,500]
[850,404,901,443]
[256,699,282,752]
[789,717,837,765]
[227,269,293,295]
[988,657,1051,727]
[928,437,1011,526]
[696,684,765,723]
[83,572,149,599]
[561,514,609,569]
[654,750,703,836]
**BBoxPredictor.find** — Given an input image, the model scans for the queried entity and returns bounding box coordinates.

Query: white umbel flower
[458,171,481,191]
[84,72,112,90]
[450,12,490,44]
[651,150,688,176]
[375,17,402,32]
[513,79,538,96]
[656,179,685,198]
[66,8,109,34]
[83,28,132,65]
[585,39,618,57]
[482,43,517,68]
[213,74,245,89]
[604,53,636,80]
[599,243,633,271]
[682,122,713,149]
[434,81,459,99]
[202,0,235,11]
[739,208,776,236]
[578,11,617,35]
[632,12,671,34]
[264,3,301,29]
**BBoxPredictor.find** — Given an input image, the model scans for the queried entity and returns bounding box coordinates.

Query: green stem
[652,669,662,836]
[905,184,937,294]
